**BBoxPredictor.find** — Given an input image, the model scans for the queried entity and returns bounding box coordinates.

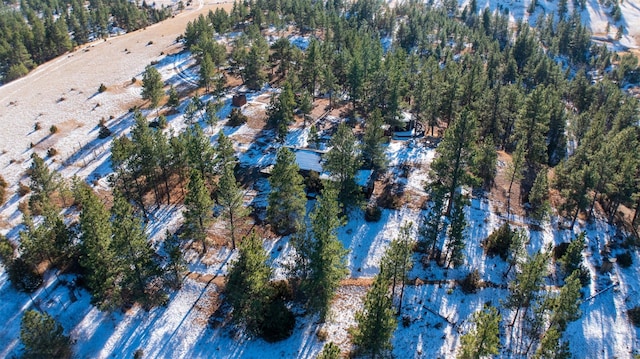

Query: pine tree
[446,195,467,267]
[558,232,589,285]
[267,81,296,142]
[430,109,477,216]
[506,251,549,348]
[529,168,550,222]
[473,138,497,189]
[183,169,213,252]
[267,147,307,235]
[225,231,272,333]
[420,187,446,260]
[199,52,215,93]
[533,326,571,359]
[361,109,387,172]
[218,165,248,249]
[141,65,164,111]
[380,222,414,315]
[243,45,266,90]
[28,153,60,212]
[505,141,526,218]
[111,193,162,306]
[305,186,348,320]
[215,130,236,173]
[185,124,216,182]
[20,310,71,359]
[457,305,501,359]
[324,122,362,209]
[318,342,341,359]
[353,269,397,358]
[161,229,186,289]
[75,183,118,310]
[550,270,582,331]
[167,85,180,110]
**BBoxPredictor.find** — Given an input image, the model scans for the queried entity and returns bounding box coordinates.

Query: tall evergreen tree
[352,268,397,358]
[75,183,118,310]
[324,122,362,209]
[267,81,296,142]
[305,186,348,320]
[217,165,248,249]
[111,193,162,306]
[380,222,414,315]
[267,147,307,235]
[458,305,501,359]
[20,310,71,359]
[164,230,186,289]
[361,109,387,172]
[430,109,477,216]
[183,169,213,252]
[445,195,467,267]
[225,231,272,333]
[141,65,164,111]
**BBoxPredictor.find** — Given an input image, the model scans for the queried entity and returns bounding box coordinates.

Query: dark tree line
[0,0,170,83]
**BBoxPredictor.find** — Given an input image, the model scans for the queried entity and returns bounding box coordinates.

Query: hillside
[0,0,639,358]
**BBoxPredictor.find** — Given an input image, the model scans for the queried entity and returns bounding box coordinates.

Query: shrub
[483,223,512,260]
[364,205,382,222]
[316,328,329,341]
[459,269,481,294]
[402,315,411,327]
[8,258,43,293]
[305,170,323,194]
[318,342,341,359]
[98,83,107,93]
[157,115,168,129]
[228,108,248,127]
[49,125,58,134]
[18,182,31,197]
[259,296,295,342]
[47,147,58,157]
[98,125,112,139]
[377,190,402,209]
[134,349,144,359]
[131,77,137,84]
[0,175,6,205]
[617,252,633,268]
[259,280,295,342]
[553,242,570,260]
[629,306,640,327]
[34,122,41,131]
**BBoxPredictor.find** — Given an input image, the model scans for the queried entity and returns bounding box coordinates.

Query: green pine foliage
[381,222,414,314]
[558,233,590,286]
[458,305,501,359]
[318,342,341,359]
[304,186,349,320]
[217,165,248,249]
[75,183,119,310]
[111,193,164,307]
[352,270,397,358]
[429,109,477,216]
[361,109,388,172]
[267,147,307,235]
[267,81,296,142]
[324,122,362,210]
[141,65,164,110]
[183,169,213,252]
[20,310,71,359]
[225,230,272,332]
[225,230,295,341]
